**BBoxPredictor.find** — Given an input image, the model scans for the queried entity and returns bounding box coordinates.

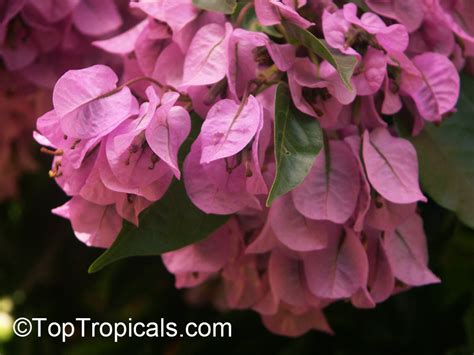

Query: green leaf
[88,180,229,273]
[441,222,474,303]
[266,83,323,206]
[192,0,237,14]
[409,74,474,228]
[282,21,357,91]
[89,112,228,273]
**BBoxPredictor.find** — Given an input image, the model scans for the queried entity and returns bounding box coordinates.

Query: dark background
[0,153,472,355]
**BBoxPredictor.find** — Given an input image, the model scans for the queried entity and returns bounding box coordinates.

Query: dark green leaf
[266,83,323,206]
[409,74,474,228]
[283,21,357,91]
[88,180,229,273]
[192,0,237,14]
[441,222,474,303]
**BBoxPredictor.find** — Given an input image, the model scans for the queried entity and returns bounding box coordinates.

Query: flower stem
[96,76,166,100]
[235,2,254,28]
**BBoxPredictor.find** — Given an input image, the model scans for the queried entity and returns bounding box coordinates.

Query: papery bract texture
[293,140,360,224]
[181,23,231,87]
[363,129,426,204]
[53,65,137,139]
[384,214,440,286]
[304,228,369,299]
[408,52,460,122]
[200,96,262,164]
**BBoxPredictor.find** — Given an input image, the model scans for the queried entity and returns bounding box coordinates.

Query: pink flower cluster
[34,0,472,336]
[0,0,138,201]
[34,65,190,247]
[0,0,133,88]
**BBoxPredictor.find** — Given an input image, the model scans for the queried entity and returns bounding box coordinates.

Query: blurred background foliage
[0,153,473,355]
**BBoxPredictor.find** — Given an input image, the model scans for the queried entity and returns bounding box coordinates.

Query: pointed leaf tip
[282,21,357,91]
[266,83,323,206]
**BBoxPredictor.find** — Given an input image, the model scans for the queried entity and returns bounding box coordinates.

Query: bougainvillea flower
[304,228,369,299]
[93,20,148,55]
[269,249,316,308]
[293,140,360,223]
[359,96,387,130]
[270,194,328,251]
[146,92,191,178]
[152,43,186,89]
[343,4,409,54]
[72,0,122,37]
[384,214,441,286]
[267,249,332,311]
[403,52,460,122]
[114,194,152,226]
[352,47,387,95]
[171,10,227,54]
[433,0,474,42]
[53,196,122,248]
[343,135,371,232]
[200,95,263,164]
[254,0,281,26]
[364,228,395,303]
[288,58,355,128]
[227,29,295,100]
[53,65,138,140]
[163,221,240,287]
[35,109,103,170]
[26,0,80,24]
[135,20,171,76]
[104,87,188,194]
[408,17,455,56]
[255,0,313,28]
[382,74,403,115]
[365,0,424,32]
[184,138,260,215]
[180,22,232,87]
[101,140,174,201]
[362,128,426,204]
[323,3,408,56]
[35,109,64,149]
[130,0,199,36]
[79,163,118,206]
[245,100,271,196]
[365,198,416,232]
